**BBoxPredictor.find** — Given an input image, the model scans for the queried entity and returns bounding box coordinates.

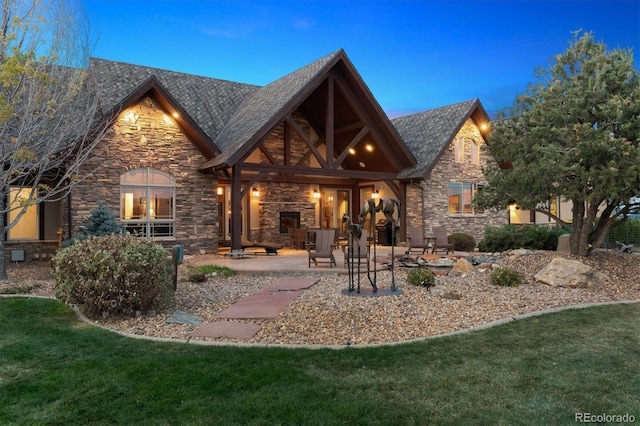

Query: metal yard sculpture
[343,214,362,293]
[358,199,379,290]
[376,198,401,291]
[356,197,401,291]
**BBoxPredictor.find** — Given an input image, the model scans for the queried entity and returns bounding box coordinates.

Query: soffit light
[365,144,374,152]
[122,110,139,124]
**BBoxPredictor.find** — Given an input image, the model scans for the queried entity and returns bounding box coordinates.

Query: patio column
[230,165,242,251]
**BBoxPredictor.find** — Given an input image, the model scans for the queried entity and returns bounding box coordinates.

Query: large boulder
[534,257,605,288]
[449,258,475,276]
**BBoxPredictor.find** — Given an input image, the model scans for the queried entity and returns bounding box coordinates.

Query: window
[448,182,484,215]
[471,140,480,165]
[7,188,38,240]
[120,168,175,238]
[454,139,464,163]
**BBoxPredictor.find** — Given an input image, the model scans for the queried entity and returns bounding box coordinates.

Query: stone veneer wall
[251,112,317,244]
[418,119,508,243]
[67,96,219,254]
[257,182,317,245]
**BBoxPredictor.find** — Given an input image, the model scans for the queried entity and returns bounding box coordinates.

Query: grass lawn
[1,298,638,425]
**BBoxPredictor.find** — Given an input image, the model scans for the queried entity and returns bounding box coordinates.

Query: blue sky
[84,0,639,118]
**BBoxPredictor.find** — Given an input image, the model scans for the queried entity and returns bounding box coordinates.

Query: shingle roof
[90,54,488,181]
[89,58,258,146]
[205,49,344,168]
[392,99,482,179]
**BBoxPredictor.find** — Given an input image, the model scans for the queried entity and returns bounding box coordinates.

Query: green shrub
[478,224,564,252]
[407,268,435,287]
[62,203,124,248]
[490,267,522,287]
[448,233,476,251]
[606,218,640,247]
[52,234,174,318]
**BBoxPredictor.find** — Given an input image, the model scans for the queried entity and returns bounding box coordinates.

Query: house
[5,49,508,261]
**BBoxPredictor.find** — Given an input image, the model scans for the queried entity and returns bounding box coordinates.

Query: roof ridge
[89,57,260,88]
[391,98,479,122]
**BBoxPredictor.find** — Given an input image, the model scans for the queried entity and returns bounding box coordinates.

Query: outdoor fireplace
[279,212,300,233]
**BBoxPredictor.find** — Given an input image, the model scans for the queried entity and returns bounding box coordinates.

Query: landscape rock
[426,257,456,268]
[449,258,475,276]
[556,234,570,252]
[508,249,534,257]
[472,255,499,265]
[534,257,605,288]
[165,310,204,325]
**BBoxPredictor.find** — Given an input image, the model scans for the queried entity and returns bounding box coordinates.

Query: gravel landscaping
[2,249,638,347]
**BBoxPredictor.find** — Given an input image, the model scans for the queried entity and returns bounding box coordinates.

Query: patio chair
[307,229,337,268]
[431,226,454,254]
[343,229,369,267]
[241,237,284,255]
[407,226,431,254]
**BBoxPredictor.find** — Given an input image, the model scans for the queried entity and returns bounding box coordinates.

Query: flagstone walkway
[190,277,319,340]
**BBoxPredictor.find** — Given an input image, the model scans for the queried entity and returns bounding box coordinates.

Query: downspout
[66,190,73,240]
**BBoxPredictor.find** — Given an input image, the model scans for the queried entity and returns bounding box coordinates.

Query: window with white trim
[448,182,484,215]
[120,168,175,238]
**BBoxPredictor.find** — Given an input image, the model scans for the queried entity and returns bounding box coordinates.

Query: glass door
[321,189,350,232]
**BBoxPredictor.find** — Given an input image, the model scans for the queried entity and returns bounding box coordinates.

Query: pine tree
[478,31,640,256]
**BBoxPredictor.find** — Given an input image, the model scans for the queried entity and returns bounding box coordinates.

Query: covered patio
[194,245,399,275]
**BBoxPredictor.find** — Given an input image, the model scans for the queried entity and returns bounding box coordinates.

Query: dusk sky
[84,0,639,118]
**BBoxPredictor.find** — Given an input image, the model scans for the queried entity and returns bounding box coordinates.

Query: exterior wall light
[252,187,260,197]
[216,187,223,195]
[371,190,380,199]
[313,189,321,199]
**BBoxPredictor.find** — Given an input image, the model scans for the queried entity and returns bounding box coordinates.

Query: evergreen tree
[62,204,124,247]
[81,204,124,237]
[478,31,640,256]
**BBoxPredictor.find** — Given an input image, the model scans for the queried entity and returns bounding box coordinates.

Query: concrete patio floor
[190,245,419,274]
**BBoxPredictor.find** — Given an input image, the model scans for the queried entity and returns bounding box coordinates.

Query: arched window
[120,168,175,238]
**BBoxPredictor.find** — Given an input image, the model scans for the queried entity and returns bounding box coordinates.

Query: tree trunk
[569,200,591,257]
[568,199,616,257]
[0,212,7,281]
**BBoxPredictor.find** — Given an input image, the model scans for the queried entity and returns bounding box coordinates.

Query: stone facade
[60,101,503,256]
[418,119,508,243]
[67,96,219,254]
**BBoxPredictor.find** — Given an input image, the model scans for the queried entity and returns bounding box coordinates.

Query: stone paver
[190,322,261,339]
[193,278,320,339]
[216,291,303,319]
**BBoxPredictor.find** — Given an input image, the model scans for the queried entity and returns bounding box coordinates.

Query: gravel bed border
[2,249,638,348]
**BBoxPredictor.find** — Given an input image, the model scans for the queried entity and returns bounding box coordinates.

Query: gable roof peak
[393,98,490,180]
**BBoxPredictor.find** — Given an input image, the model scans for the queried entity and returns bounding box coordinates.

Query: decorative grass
[1,298,638,425]
[188,264,236,277]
